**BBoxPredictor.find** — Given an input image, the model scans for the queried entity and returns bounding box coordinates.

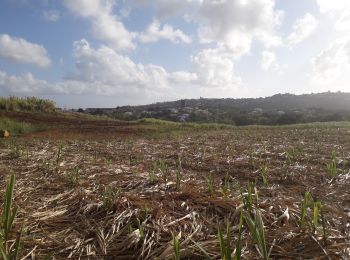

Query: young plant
[175,156,182,189]
[0,175,22,259]
[173,234,180,260]
[312,201,319,234]
[56,143,63,165]
[65,167,81,187]
[244,210,268,260]
[221,173,231,197]
[326,151,338,177]
[101,186,122,208]
[300,191,313,229]
[242,182,257,211]
[148,169,157,184]
[205,172,215,196]
[234,210,243,260]
[158,159,169,186]
[260,164,269,187]
[218,220,232,260]
[136,218,144,238]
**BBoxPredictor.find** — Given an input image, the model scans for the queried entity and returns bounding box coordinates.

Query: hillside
[85,92,350,126]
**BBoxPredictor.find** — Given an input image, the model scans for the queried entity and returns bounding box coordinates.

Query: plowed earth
[0,113,349,259]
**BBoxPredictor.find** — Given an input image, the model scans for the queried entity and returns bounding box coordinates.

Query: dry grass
[0,123,349,259]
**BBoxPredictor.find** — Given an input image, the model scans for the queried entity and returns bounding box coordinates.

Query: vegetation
[0,118,36,135]
[88,92,350,126]
[0,96,56,113]
[0,175,22,260]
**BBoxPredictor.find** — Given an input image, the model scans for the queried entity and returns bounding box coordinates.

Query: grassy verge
[0,118,38,135]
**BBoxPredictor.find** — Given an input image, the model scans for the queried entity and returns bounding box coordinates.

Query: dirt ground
[0,113,349,259]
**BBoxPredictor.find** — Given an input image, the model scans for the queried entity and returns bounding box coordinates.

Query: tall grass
[0,96,56,113]
[0,118,36,135]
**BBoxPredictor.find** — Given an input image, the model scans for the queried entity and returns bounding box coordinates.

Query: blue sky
[0,0,349,108]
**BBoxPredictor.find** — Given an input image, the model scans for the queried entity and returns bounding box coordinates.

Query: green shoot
[300,191,313,228]
[221,173,231,197]
[326,151,338,177]
[205,172,215,196]
[234,210,243,260]
[101,186,121,208]
[218,220,232,260]
[0,175,22,259]
[176,157,182,189]
[260,164,269,186]
[173,234,180,260]
[137,218,144,238]
[158,159,169,185]
[244,210,268,260]
[56,143,62,165]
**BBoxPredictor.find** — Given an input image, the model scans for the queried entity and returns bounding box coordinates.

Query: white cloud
[317,0,350,31]
[42,10,60,22]
[139,20,191,44]
[261,50,280,71]
[193,0,283,57]
[63,0,136,51]
[0,71,51,94]
[135,0,197,18]
[192,48,242,89]
[310,35,350,84]
[316,0,349,13]
[0,34,51,67]
[287,13,318,45]
[310,0,350,84]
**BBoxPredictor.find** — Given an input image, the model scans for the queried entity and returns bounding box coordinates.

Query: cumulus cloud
[0,34,51,67]
[193,0,283,57]
[135,0,196,18]
[311,35,350,84]
[0,71,50,94]
[316,0,349,13]
[261,50,279,71]
[192,48,242,89]
[42,10,60,22]
[287,13,318,45]
[139,20,191,44]
[310,0,350,84]
[63,0,136,51]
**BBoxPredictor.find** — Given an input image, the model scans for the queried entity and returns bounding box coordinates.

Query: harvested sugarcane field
[0,110,349,259]
[2,1,350,259]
